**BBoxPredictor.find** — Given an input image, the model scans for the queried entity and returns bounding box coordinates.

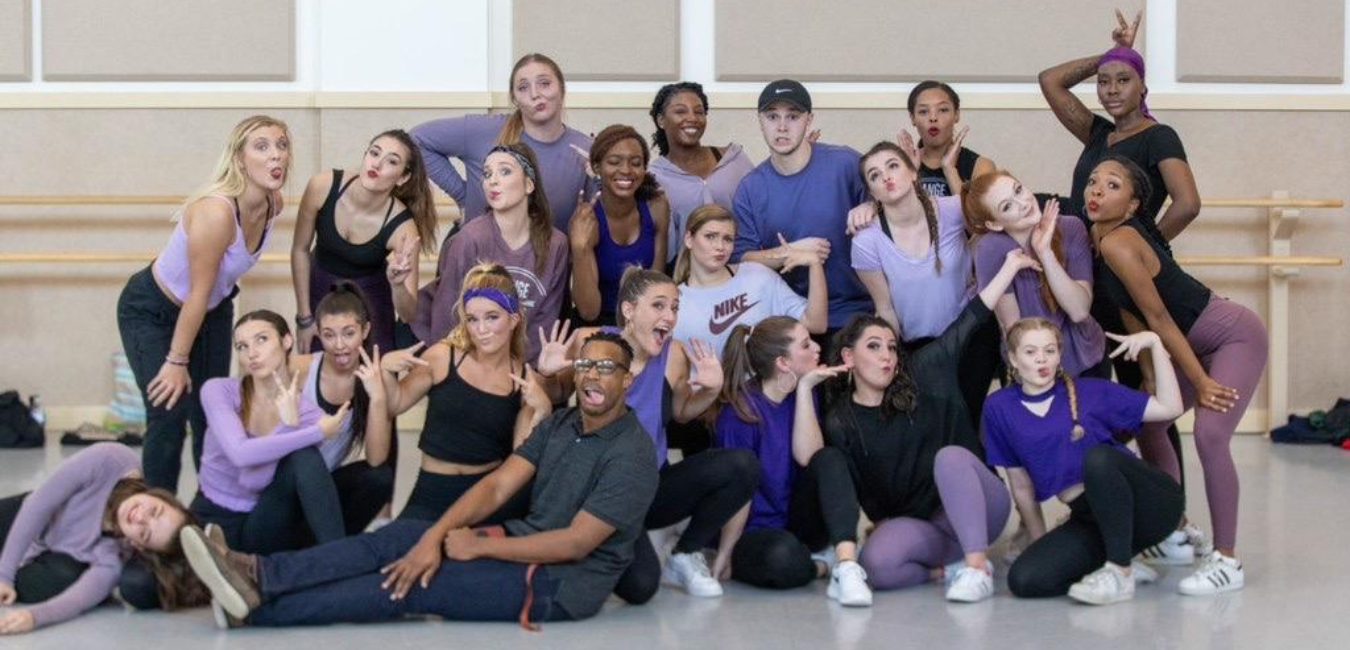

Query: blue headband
[463,287,519,313]
[487,145,538,182]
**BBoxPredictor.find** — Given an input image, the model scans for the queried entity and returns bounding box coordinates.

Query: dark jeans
[1007,447,1185,598]
[395,469,531,524]
[190,447,345,554]
[731,447,860,590]
[117,266,235,490]
[613,448,759,604]
[0,493,87,603]
[332,461,396,535]
[250,520,568,626]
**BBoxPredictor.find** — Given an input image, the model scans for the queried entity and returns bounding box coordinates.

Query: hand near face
[1112,8,1142,49]
[569,194,599,251]
[1003,248,1043,274]
[355,345,385,398]
[385,233,419,286]
[942,126,970,169]
[272,369,303,427]
[511,366,553,416]
[1031,198,1059,257]
[381,342,429,375]
[1105,330,1159,362]
[686,339,724,395]
[896,130,921,169]
[798,363,850,391]
[536,320,577,378]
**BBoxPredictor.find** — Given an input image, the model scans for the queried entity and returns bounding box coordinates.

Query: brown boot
[181,525,261,621]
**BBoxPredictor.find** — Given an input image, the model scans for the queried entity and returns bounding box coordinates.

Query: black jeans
[613,448,759,604]
[332,461,395,535]
[1007,447,1185,598]
[0,493,88,603]
[395,469,531,524]
[731,447,860,590]
[117,266,235,490]
[190,447,345,554]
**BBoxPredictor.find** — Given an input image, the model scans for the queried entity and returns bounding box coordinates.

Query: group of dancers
[0,9,1267,636]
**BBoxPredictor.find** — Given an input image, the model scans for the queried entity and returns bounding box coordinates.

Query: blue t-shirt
[731,143,872,328]
[982,378,1148,501]
[715,385,800,531]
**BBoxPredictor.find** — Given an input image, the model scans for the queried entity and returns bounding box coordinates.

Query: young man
[732,79,873,332]
[180,332,658,628]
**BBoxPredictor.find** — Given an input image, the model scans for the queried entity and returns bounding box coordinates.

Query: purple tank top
[594,199,656,318]
[602,326,671,466]
[153,195,275,308]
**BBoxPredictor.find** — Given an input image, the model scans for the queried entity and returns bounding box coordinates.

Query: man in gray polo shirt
[180,331,659,627]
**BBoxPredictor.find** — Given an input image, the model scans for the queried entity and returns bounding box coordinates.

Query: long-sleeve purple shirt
[197,378,326,513]
[411,113,594,232]
[0,443,138,629]
[650,143,755,257]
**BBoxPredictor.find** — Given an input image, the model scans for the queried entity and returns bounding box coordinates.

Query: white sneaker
[1137,531,1194,566]
[1178,551,1244,596]
[945,564,995,603]
[827,560,873,607]
[663,551,723,597]
[1181,522,1214,556]
[1068,563,1135,605]
[1130,561,1159,585]
[809,547,837,578]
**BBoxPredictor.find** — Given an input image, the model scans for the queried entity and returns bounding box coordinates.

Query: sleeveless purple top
[152,195,275,308]
[593,199,656,318]
[602,326,671,466]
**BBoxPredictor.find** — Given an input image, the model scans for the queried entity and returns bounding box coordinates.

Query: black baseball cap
[758,79,812,113]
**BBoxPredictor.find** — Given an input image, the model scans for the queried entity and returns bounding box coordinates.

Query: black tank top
[419,346,524,465]
[1097,220,1212,334]
[917,146,979,198]
[313,169,414,277]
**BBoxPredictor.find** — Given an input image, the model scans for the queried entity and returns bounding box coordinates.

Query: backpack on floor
[0,390,44,448]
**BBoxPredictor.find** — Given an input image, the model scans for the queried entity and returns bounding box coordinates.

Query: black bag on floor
[0,390,44,448]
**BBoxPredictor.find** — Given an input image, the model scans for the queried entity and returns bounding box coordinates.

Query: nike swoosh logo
[708,300,761,335]
[775,88,792,94]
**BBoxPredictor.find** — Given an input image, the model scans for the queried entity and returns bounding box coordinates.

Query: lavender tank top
[602,326,671,466]
[300,352,356,470]
[152,195,275,308]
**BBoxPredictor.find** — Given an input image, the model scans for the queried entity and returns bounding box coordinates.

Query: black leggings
[395,468,531,524]
[0,493,88,604]
[332,460,395,535]
[190,447,345,554]
[1007,447,1185,598]
[731,447,859,590]
[612,448,760,604]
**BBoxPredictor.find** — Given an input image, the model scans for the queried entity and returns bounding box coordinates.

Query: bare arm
[992,293,1023,335]
[792,381,826,466]
[386,220,421,322]
[1038,55,1101,145]
[1006,467,1047,539]
[669,341,721,423]
[1155,159,1202,241]
[650,194,670,274]
[451,509,615,564]
[568,202,602,322]
[801,260,828,334]
[290,173,329,350]
[856,270,899,332]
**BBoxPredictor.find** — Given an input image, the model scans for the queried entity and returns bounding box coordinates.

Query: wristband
[296,314,316,329]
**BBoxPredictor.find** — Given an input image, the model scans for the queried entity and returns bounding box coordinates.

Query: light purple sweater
[649,143,755,257]
[0,443,138,628]
[198,378,326,513]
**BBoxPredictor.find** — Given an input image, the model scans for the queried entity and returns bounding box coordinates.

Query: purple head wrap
[463,287,519,313]
[1097,47,1154,121]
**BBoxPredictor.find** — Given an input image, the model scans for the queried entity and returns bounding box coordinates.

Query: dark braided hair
[648,81,710,156]
[1095,154,1153,218]
[860,141,942,274]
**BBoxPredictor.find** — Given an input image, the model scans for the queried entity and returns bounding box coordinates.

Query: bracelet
[165,355,189,367]
[296,314,316,328]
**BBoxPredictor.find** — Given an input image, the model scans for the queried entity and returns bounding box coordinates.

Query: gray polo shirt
[504,406,658,619]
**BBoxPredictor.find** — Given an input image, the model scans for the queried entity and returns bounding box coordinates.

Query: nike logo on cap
[709,294,761,335]
[775,88,792,94]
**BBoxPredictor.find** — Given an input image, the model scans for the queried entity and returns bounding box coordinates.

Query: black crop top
[313,169,414,278]
[1097,219,1212,335]
[419,346,524,465]
[916,146,979,198]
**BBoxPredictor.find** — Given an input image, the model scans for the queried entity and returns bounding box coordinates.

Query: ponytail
[719,324,759,423]
[718,317,803,424]
[372,129,437,254]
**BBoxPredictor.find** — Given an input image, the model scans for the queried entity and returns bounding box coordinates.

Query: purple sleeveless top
[152,195,275,308]
[594,199,656,318]
[602,326,671,466]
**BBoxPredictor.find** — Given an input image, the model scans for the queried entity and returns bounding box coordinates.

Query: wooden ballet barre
[1176,256,1342,266]
[0,195,459,207]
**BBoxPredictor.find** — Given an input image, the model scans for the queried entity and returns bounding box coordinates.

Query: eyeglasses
[572,358,629,375]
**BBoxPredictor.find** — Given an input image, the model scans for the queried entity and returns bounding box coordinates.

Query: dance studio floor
[3,434,1347,650]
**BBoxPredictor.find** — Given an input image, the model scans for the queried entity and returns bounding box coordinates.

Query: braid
[1060,369,1086,441]
[916,181,942,274]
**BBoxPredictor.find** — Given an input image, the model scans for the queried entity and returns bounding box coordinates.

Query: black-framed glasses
[572,358,628,375]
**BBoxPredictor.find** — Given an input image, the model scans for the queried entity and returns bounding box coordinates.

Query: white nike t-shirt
[674,261,809,358]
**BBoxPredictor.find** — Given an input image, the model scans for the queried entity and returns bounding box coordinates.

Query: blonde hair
[446,263,527,361]
[1006,318,1084,439]
[673,204,736,284]
[184,115,292,209]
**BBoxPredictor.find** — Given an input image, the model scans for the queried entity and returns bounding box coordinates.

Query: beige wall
[0,0,30,81]
[1178,0,1344,83]
[512,0,680,80]
[42,0,295,81]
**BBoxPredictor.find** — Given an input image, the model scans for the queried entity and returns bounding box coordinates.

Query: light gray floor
[3,435,1348,649]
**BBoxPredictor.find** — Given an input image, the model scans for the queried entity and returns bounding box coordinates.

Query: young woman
[901,81,996,198]
[989,319,1185,604]
[412,52,593,232]
[293,284,396,535]
[190,311,351,554]
[412,143,569,361]
[0,443,207,634]
[850,141,1002,429]
[570,125,671,326]
[291,129,437,354]
[1088,156,1267,595]
[536,268,757,600]
[672,204,826,358]
[381,264,552,523]
[647,81,756,263]
[117,115,290,491]
[808,248,1037,603]
[963,172,1105,377]
[715,317,868,604]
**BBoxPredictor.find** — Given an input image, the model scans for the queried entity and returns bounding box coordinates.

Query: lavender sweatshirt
[0,443,138,628]
[649,143,755,256]
[197,378,326,513]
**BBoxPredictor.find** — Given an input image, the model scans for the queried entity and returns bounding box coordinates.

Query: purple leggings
[1137,297,1267,550]
[859,446,1011,590]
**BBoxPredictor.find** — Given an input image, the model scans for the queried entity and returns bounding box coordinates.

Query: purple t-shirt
[650,143,755,257]
[982,378,1148,501]
[732,143,872,328]
[973,216,1104,377]
[0,443,137,629]
[850,195,973,340]
[411,214,569,361]
[411,113,594,232]
[715,386,799,531]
